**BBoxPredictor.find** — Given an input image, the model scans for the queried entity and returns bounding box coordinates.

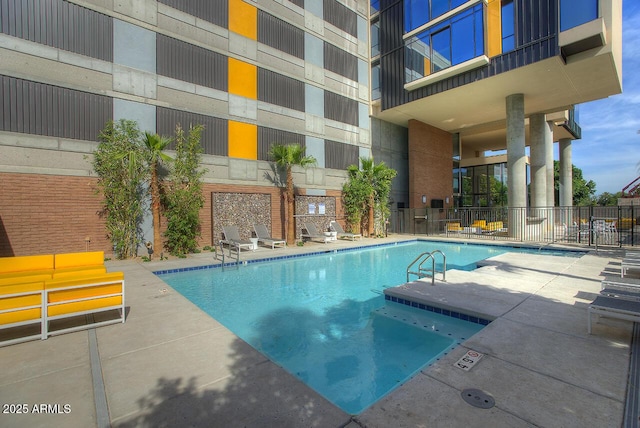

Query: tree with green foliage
[143,132,172,256]
[553,161,596,206]
[93,119,146,259]
[163,124,206,256]
[344,157,397,236]
[595,191,622,206]
[269,143,316,245]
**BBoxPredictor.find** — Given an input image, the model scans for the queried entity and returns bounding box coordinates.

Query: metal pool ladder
[406,250,446,285]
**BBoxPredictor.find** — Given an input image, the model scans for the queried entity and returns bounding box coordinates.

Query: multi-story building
[372,0,622,210]
[0,0,623,256]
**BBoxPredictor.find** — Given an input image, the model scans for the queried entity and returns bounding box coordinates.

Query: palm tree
[143,132,173,256]
[355,157,397,237]
[269,144,316,245]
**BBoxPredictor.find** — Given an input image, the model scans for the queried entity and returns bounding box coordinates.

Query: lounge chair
[302,223,331,243]
[221,226,254,253]
[588,295,640,334]
[621,258,640,278]
[253,224,286,249]
[329,221,362,241]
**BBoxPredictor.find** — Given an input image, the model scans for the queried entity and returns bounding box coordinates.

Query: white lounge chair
[221,225,253,254]
[253,224,286,249]
[621,258,640,278]
[588,295,640,334]
[329,221,362,241]
[302,223,331,243]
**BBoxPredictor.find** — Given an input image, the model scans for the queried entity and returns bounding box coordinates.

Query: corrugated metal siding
[0,75,112,140]
[258,68,305,111]
[157,107,228,156]
[325,91,358,126]
[378,0,407,110]
[324,42,358,81]
[258,10,304,59]
[157,34,228,91]
[0,0,113,61]
[323,0,357,37]
[325,139,358,170]
[257,127,305,161]
[158,0,227,28]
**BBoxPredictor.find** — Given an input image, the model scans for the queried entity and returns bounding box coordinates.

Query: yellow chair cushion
[52,266,107,278]
[0,307,41,325]
[0,273,53,286]
[447,223,463,231]
[45,272,124,290]
[0,254,54,275]
[47,296,122,317]
[471,220,486,228]
[54,251,105,270]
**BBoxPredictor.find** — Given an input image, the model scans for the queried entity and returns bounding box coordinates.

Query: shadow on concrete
[0,216,14,257]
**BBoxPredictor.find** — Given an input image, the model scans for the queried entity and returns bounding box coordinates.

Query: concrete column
[545,122,555,207]
[559,138,573,206]
[529,114,547,207]
[506,94,527,208]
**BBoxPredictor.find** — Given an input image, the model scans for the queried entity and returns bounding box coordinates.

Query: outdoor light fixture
[145,241,154,257]
[422,195,427,204]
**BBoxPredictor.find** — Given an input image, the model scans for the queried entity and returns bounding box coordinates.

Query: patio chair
[221,225,254,254]
[253,224,286,249]
[302,223,331,243]
[329,221,362,241]
[588,295,640,334]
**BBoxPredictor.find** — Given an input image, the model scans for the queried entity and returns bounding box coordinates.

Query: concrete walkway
[0,237,633,427]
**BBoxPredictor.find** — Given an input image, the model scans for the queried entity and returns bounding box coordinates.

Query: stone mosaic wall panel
[212,192,271,242]
[295,195,336,239]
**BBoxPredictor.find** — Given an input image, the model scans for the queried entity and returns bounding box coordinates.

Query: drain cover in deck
[461,389,495,409]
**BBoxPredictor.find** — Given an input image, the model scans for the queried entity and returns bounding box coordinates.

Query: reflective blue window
[370,0,380,15]
[560,0,598,31]
[405,4,485,83]
[501,0,514,52]
[405,0,477,33]
[405,0,430,33]
[371,20,380,57]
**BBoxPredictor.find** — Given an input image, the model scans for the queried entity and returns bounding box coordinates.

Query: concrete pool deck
[0,236,634,427]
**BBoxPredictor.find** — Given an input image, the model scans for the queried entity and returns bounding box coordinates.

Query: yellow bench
[471,220,486,228]
[44,272,125,337]
[483,221,504,232]
[0,251,124,346]
[53,251,107,278]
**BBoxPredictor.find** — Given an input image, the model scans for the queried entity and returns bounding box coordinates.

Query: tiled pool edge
[384,294,492,326]
[153,240,414,275]
[153,239,584,276]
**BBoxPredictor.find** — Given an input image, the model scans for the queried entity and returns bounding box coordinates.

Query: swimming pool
[157,240,580,414]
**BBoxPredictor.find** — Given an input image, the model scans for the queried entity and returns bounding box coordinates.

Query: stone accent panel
[295,195,336,239]
[212,192,272,243]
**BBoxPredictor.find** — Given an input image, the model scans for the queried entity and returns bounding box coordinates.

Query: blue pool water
[157,241,580,414]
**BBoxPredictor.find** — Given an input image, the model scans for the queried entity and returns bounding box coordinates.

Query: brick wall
[408,119,453,209]
[0,174,343,257]
[0,173,108,257]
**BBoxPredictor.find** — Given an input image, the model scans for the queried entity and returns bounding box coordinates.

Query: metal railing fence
[387,205,640,247]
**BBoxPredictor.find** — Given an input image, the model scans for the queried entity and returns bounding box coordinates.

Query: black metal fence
[388,205,640,247]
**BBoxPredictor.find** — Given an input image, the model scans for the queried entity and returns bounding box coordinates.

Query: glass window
[451,11,475,65]
[431,28,451,72]
[371,20,380,57]
[405,0,430,33]
[501,0,515,52]
[431,0,449,21]
[404,4,484,83]
[371,63,381,100]
[560,0,598,32]
[371,0,380,15]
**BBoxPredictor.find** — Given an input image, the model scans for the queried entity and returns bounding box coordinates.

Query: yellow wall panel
[487,0,502,57]
[229,0,257,40]
[228,58,257,99]
[423,57,431,76]
[228,121,257,160]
